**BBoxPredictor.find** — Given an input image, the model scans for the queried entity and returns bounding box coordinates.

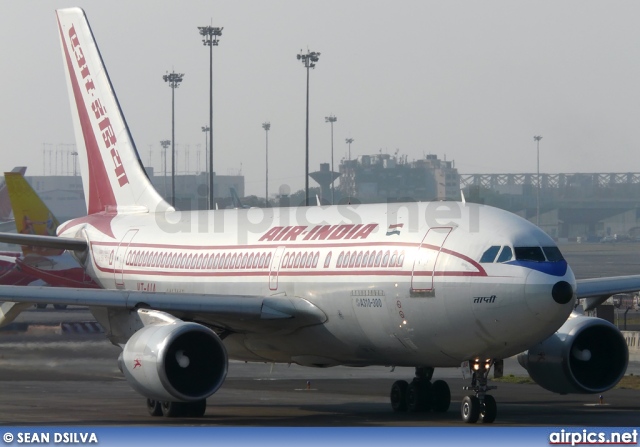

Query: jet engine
[517,314,628,394]
[118,322,228,402]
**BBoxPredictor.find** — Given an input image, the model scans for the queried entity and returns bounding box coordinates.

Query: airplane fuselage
[59,201,576,368]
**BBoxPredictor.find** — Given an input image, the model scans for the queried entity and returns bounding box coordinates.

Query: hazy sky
[2,1,640,197]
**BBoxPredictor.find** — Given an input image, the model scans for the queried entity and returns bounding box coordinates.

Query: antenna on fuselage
[460,189,466,205]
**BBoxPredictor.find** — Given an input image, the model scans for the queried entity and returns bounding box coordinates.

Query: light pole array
[160,139,171,201]
[325,115,337,204]
[344,138,355,198]
[201,126,210,206]
[262,122,271,206]
[534,135,543,226]
[198,25,223,210]
[345,138,354,161]
[297,49,320,206]
[163,71,184,207]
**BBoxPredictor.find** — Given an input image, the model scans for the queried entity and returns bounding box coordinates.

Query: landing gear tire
[431,380,451,413]
[160,400,207,418]
[161,401,187,417]
[390,380,409,412]
[185,399,207,417]
[480,395,497,424]
[407,380,431,412]
[146,399,162,417]
[461,395,480,423]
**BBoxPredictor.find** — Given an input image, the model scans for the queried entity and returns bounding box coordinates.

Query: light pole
[297,49,320,206]
[344,138,355,198]
[160,140,171,201]
[198,25,223,210]
[163,71,184,208]
[325,115,337,204]
[345,138,354,161]
[534,135,542,226]
[201,126,210,205]
[262,122,271,206]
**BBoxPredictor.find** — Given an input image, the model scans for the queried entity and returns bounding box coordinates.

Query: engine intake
[119,322,227,402]
[518,314,628,394]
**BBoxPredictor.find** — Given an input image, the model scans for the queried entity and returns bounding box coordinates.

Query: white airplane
[0,7,638,422]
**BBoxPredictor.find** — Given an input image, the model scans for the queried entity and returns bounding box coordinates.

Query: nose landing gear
[389,367,451,414]
[461,358,497,423]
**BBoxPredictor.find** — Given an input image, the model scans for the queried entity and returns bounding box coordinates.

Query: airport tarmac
[0,337,638,427]
[0,242,639,426]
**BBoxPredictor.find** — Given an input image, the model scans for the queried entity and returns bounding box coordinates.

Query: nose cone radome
[552,280,574,304]
[524,269,576,324]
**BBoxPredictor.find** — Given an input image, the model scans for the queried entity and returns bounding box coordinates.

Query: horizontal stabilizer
[0,232,87,251]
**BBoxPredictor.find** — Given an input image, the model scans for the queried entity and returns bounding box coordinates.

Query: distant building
[337,153,459,202]
[20,168,244,221]
[460,172,640,240]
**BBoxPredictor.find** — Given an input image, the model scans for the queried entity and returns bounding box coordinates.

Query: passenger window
[480,246,501,263]
[496,246,513,263]
[514,246,546,262]
[543,247,564,262]
[324,251,332,268]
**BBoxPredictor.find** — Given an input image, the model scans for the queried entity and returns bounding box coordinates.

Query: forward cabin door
[410,227,452,294]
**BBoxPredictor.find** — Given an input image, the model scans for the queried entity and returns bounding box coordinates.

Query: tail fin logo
[69,25,129,188]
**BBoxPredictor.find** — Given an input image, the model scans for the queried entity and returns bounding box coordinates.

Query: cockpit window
[496,246,513,263]
[543,246,564,262]
[480,246,501,263]
[514,246,546,262]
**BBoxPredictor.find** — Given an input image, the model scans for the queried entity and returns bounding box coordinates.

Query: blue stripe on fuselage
[505,260,568,276]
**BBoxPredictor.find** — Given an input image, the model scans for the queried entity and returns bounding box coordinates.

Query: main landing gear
[146,399,207,418]
[390,367,451,413]
[460,359,497,424]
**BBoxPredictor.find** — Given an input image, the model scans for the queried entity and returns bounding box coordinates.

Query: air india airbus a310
[0,7,638,422]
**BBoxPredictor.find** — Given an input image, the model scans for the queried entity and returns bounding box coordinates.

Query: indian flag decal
[386,223,404,236]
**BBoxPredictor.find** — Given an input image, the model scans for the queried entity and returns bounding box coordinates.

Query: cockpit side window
[496,246,513,263]
[542,246,564,262]
[480,246,501,263]
[514,246,546,262]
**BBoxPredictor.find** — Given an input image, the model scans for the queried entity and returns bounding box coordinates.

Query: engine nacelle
[517,314,628,394]
[118,322,227,402]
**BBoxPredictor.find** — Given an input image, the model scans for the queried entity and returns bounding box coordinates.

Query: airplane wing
[0,285,327,334]
[0,232,87,251]
[576,275,640,311]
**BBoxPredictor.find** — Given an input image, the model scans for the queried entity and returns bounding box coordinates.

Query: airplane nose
[552,280,574,304]
[524,271,575,322]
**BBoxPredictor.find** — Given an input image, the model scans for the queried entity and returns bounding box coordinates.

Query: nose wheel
[461,359,497,423]
[389,367,451,414]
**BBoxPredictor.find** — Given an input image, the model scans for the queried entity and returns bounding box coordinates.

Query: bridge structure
[460,172,640,189]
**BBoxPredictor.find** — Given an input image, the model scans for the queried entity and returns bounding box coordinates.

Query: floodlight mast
[162,71,184,207]
[201,126,210,205]
[297,49,320,206]
[325,115,337,204]
[533,135,543,227]
[262,122,271,206]
[198,25,223,209]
